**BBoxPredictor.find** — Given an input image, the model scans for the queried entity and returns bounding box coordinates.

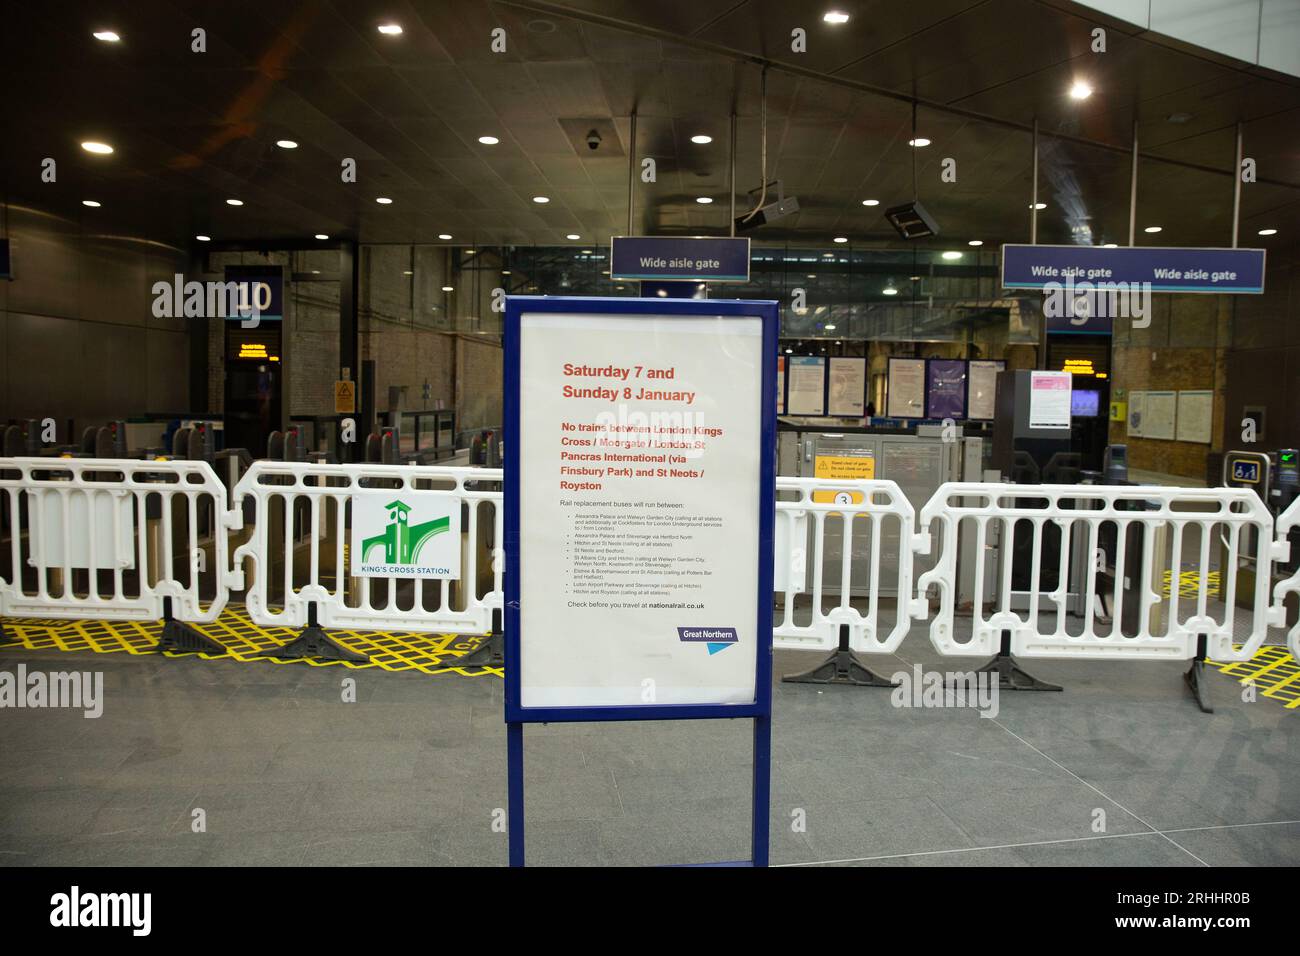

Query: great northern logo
[677,626,739,655]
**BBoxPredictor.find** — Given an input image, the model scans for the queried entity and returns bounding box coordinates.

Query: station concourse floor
[2,619,1297,869]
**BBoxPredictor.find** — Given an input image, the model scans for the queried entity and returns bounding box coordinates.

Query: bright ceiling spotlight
[1144,225,1162,233]
[82,200,101,207]
[566,233,580,240]
[833,236,848,243]
[696,197,713,204]
[196,235,211,242]
[882,286,898,295]
[690,134,713,144]
[941,251,962,260]
[438,233,452,240]
[1069,80,1093,100]
[908,137,930,148]
[861,199,879,206]
[441,285,454,292]
[276,139,298,149]
[532,196,549,203]
[376,197,393,204]
[478,135,499,145]
[1102,243,1118,247]
[1030,202,1047,210]
[226,198,243,206]
[1258,228,1278,236]
[823,11,849,24]
[377,23,403,35]
[81,141,113,154]
[968,239,983,246]
[314,233,329,240]
[92,31,121,42]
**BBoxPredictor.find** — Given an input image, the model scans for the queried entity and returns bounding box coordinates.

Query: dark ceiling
[1,0,1297,252]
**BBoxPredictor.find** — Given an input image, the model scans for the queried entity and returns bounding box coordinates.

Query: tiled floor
[0,640,1296,867]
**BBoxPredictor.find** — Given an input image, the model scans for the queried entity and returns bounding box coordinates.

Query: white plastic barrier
[0,457,234,623]
[231,461,503,633]
[915,482,1279,662]
[1271,496,1300,661]
[773,477,921,654]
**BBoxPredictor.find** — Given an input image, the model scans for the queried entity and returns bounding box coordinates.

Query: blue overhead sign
[1002,244,1266,294]
[611,236,750,282]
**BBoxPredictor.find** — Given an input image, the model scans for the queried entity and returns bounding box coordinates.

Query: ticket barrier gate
[1222,449,1300,627]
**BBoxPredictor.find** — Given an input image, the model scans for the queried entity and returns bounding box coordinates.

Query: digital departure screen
[1071,389,1100,418]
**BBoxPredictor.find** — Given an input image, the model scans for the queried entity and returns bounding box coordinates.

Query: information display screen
[506,298,776,722]
[1071,389,1101,418]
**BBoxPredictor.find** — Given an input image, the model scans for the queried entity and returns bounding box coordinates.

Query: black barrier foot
[459,610,504,668]
[158,618,227,656]
[263,603,368,663]
[965,631,1063,692]
[1184,635,1214,714]
[782,624,898,688]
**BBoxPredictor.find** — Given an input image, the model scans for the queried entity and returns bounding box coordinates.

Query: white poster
[1176,390,1213,444]
[1145,390,1178,441]
[1029,370,1072,429]
[887,358,926,418]
[786,356,825,415]
[776,356,785,414]
[827,357,867,417]
[1128,390,1147,438]
[967,360,1004,420]
[518,312,761,708]
[349,493,461,577]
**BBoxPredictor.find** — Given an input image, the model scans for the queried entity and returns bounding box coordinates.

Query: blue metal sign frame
[503,294,777,866]
[610,235,751,282]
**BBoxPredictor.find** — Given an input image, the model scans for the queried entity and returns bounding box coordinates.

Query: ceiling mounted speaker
[884,200,940,239]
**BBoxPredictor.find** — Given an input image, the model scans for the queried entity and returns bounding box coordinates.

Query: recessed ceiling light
[478,135,499,145]
[276,139,298,149]
[80,141,113,155]
[311,270,320,275]
[566,233,580,240]
[833,236,848,243]
[690,134,713,144]
[441,286,454,292]
[785,348,793,354]
[403,270,413,276]
[861,199,879,206]
[81,200,101,208]
[438,233,452,240]
[1030,202,1047,210]
[822,252,834,258]
[823,11,849,24]
[968,239,983,246]
[376,197,393,204]
[226,198,243,206]
[1144,225,1162,233]
[533,196,549,203]
[1069,81,1093,100]
[581,249,592,254]
[1102,243,1118,248]
[882,286,898,296]
[377,23,403,35]
[696,197,713,204]
[92,31,121,42]
[196,235,211,242]
[806,274,816,279]
[910,275,921,281]
[1258,228,1278,236]
[825,324,837,331]
[908,138,930,148]
[941,251,962,260]
[314,233,328,240]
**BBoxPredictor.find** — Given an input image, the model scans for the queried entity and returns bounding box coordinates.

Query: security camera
[586,130,601,151]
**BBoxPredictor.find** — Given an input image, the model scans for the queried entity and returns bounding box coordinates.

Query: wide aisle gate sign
[504,294,778,866]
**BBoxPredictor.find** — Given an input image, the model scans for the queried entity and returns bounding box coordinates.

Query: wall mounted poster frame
[967,360,1005,420]
[886,357,926,418]
[504,294,776,867]
[1144,390,1178,441]
[827,356,867,417]
[786,356,826,415]
[1175,390,1213,444]
[926,358,967,420]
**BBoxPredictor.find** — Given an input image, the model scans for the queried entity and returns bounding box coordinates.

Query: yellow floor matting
[0,604,502,678]
[1208,643,1300,710]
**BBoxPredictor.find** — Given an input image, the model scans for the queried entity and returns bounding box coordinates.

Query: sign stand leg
[507,721,525,867]
[751,713,771,867]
